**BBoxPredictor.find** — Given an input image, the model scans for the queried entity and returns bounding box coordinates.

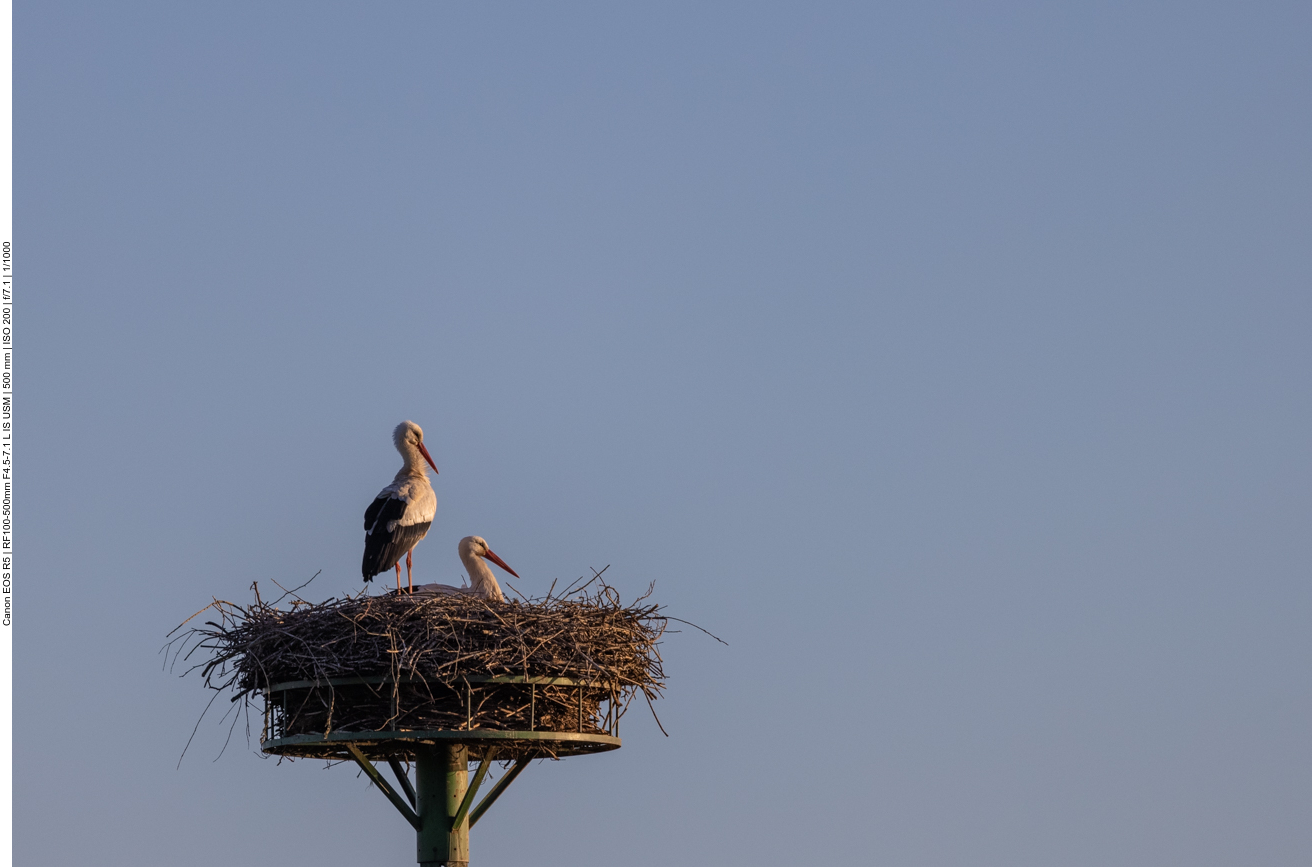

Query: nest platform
[261,672,623,761]
[178,581,666,762]
[173,577,678,866]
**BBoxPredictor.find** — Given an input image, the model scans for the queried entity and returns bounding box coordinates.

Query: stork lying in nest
[404,535,520,602]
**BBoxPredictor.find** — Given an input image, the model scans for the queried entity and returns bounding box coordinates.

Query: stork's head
[392,420,439,474]
[459,535,520,578]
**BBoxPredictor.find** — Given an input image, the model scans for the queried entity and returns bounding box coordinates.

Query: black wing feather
[362,496,431,580]
[364,496,390,532]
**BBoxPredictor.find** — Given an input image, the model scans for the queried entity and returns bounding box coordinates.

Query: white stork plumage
[406,536,520,602]
[362,420,439,593]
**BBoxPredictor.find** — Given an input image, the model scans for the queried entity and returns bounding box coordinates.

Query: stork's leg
[406,550,414,593]
[396,562,402,594]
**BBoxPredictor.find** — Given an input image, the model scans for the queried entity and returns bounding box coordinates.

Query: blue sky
[18,3,1312,865]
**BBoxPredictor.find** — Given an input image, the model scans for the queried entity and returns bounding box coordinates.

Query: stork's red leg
[395,562,402,594]
[406,550,414,593]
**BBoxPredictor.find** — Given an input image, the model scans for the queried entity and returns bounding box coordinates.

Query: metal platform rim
[262,728,621,757]
[265,673,614,692]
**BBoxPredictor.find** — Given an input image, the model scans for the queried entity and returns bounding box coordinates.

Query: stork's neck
[395,446,431,480]
[460,553,505,602]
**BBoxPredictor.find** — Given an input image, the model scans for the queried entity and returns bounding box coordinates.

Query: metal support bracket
[387,758,417,808]
[450,747,498,830]
[468,757,530,828]
[346,744,423,831]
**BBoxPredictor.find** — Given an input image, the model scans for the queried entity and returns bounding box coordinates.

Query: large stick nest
[169,574,671,758]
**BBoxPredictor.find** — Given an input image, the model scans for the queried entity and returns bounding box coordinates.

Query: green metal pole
[416,743,470,867]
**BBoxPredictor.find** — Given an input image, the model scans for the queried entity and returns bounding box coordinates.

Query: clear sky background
[17,3,1312,865]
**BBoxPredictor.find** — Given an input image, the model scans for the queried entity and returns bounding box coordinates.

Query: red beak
[483,548,520,579]
[417,441,439,474]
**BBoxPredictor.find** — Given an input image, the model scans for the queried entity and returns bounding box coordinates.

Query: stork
[362,420,439,593]
[407,536,520,602]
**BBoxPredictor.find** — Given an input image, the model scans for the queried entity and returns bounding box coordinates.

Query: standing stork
[362,420,439,593]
